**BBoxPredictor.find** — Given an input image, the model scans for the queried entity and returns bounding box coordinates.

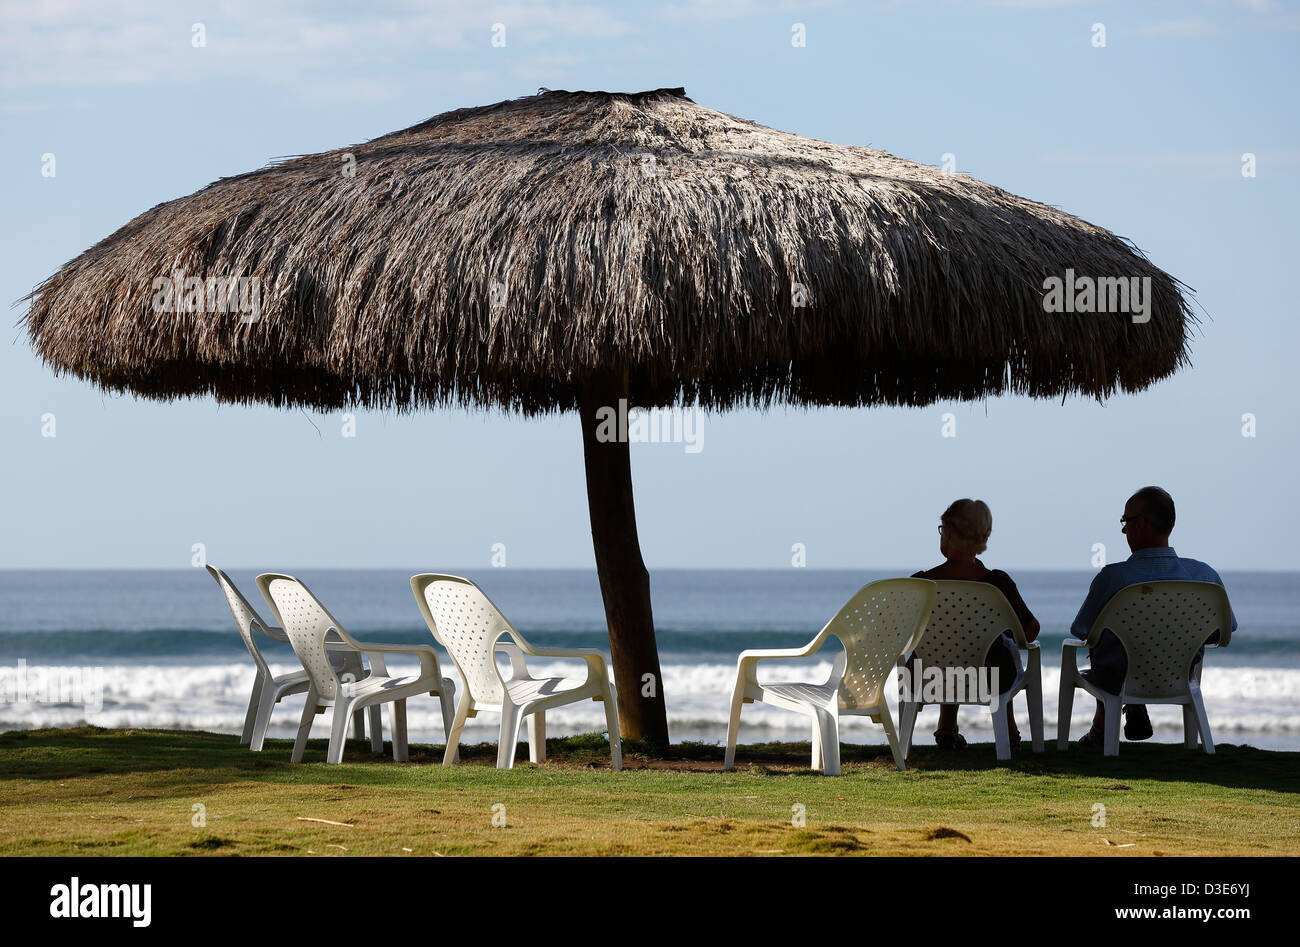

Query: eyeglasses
[1120,515,1144,527]
[937,524,945,534]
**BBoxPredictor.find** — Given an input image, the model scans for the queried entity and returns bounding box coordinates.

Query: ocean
[2,569,1297,751]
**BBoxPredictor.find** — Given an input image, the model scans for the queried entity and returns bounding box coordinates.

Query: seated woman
[911,498,1040,749]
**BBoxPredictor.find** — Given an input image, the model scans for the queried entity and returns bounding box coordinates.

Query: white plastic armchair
[206,565,373,751]
[256,573,457,764]
[1058,580,1233,756]
[410,574,621,770]
[724,578,937,774]
[897,580,1044,760]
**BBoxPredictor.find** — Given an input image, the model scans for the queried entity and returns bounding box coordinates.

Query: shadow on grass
[0,727,431,791]
[720,738,1300,794]
[2,726,1297,796]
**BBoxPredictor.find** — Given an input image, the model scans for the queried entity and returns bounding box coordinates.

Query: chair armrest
[346,639,431,653]
[346,640,439,677]
[348,639,437,657]
[732,633,830,693]
[824,650,848,688]
[736,632,828,665]
[495,641,530,678]
[737,647,818,661]
[506,633,608,663]
[1024,640,1042,677]
[261,622,350,651]
[1061,638,1088,649]
[514,642,606,661]
[507,636,609,684]
[257,623,290,643]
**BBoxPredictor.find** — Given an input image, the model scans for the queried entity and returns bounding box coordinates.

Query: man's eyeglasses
[1120,514,1144,527]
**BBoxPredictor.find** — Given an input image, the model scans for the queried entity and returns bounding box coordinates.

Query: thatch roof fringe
[24,87,1193,413]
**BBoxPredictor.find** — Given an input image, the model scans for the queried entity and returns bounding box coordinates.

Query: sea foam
[2,660,1298,748]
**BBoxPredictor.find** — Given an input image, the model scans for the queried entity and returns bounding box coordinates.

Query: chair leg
[603,682,622,771]
[1192,693,1215,754]
[386,702,407,761]
[292,690,318,763]
[1102,694,1122,756]
[811,718,823,771]
[899,700,920,757]
[368,705,383,754]
[327,700,352,764]
[814,709,840,776]
[497,704,524,770]
[438,681,458,763]
[991,702,1011,761]
[1026,665,1045,753]
[723,682,745,771]
[443,695,470,766]
[527,710,546,764]
[241,676,264,745]
[878,705,905,772]
[1057,672,1076,750]
[250,685,277,752]
[1183,704,1200,749]
[391,700,409,762]
[342,654,367,745]
[352,709,366,742]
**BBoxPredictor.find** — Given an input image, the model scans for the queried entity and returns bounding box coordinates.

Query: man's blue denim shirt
[1070,546,1238,642]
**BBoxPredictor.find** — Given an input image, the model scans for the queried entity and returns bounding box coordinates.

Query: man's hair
[1130,486,1175,535]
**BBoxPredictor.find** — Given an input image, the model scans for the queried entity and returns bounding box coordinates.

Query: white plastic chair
[206,566,376,751]
[1058,580,1233,756]
[897,580,1044,760]
[723,578,937,774]
[256,573,457,764]
[410,574,622,771]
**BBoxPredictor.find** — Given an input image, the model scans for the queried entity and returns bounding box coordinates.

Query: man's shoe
[1123,705,1154,741]
[934,730,967,749]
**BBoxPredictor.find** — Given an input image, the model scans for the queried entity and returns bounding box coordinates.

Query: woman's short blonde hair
[941,499,992,556]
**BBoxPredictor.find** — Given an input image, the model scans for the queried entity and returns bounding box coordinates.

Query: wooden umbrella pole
[579,376,671,752]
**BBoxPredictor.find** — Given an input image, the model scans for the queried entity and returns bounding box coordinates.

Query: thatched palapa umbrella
[25,88,1193,750]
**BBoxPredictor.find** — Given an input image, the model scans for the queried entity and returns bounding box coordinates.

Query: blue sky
[2,0,1297,571]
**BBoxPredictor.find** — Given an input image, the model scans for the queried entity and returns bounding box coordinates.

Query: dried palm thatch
[24,87,1192,414]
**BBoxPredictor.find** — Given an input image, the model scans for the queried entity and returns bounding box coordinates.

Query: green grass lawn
[2,727,1296,856]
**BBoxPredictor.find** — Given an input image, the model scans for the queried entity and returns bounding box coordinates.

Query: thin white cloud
[507,49,593,84]
[657,0,843,21]
[1039,148,1300,172]
[0,0,637,96]
[979,1,1094,7]
[1137,17,1220,37]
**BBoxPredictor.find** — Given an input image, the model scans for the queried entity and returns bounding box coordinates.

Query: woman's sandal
[934,730,967,749]
[1077,728,1104,748]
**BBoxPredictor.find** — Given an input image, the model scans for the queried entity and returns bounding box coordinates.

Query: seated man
[1070,486,1237,746]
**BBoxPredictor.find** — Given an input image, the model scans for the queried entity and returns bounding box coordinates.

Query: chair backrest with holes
[256,574,343,701]
[909,580,1024,702]
[831,578,936,710]
[1092,581,1232,700]
[411,574,509,705]
[207,566,272,676]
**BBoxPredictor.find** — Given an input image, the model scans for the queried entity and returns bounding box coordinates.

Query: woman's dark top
[909,568,1038,695]
[910,568,1037,640]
